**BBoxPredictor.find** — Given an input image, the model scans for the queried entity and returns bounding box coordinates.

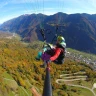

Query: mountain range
[0,12,96,54]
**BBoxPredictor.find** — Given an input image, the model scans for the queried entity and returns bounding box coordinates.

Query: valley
[0,32,96,96]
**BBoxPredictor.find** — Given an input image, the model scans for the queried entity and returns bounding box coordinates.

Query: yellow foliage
[18,77,26,87]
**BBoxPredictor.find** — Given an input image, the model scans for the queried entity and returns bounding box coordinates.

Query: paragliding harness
[40,24,66,64]
[43,45,65,64]
[40,25,66,64]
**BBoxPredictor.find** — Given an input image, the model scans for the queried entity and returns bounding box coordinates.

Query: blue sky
[0,0,96,24]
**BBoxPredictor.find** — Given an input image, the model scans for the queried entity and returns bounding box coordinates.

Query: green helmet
[57,36,66,49]
[57,36,65,42]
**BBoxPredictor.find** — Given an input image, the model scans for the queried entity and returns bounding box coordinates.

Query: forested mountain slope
[0,33,96,96]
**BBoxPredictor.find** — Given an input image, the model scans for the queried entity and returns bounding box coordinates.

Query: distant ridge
[0,12,96,54]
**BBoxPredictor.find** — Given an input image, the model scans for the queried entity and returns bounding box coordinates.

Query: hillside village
[66,50,96,71]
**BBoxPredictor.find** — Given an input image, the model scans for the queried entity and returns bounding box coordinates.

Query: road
[56,72,96,96]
